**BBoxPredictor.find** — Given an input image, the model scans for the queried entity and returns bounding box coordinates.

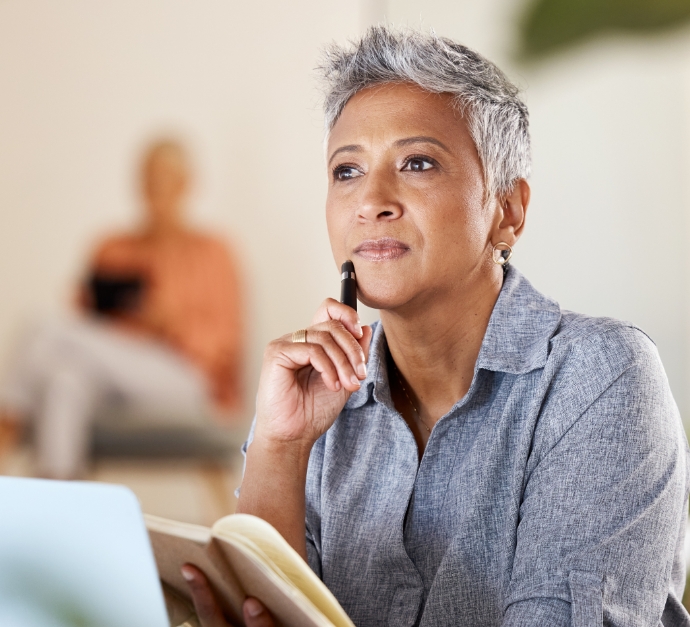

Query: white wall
[1,0,689,420]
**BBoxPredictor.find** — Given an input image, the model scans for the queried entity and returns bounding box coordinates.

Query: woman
[0,140,244,479]
[183,28,690,626]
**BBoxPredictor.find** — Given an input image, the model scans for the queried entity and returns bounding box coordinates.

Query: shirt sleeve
[305,434,326,579]
[504,330,689,626]
[236,415,325,579]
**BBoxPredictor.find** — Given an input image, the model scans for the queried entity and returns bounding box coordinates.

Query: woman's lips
[353,238,410,261]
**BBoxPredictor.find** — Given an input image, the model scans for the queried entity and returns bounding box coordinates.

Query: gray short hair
[318,27,531,200]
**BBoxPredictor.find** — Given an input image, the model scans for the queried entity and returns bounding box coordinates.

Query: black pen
[340,260,357,312]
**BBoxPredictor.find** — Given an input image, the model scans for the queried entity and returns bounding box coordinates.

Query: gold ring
[292,329,307,343]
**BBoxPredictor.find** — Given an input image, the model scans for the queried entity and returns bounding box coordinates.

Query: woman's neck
[141,217,188,241]
[382,265,504,425]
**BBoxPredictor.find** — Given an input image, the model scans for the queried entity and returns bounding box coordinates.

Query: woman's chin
[357,284,416,312]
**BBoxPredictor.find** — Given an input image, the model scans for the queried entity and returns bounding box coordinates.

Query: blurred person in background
[0,139,244,479]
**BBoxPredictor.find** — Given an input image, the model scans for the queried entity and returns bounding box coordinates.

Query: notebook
[146,512,355,627]
[0,476,168,627]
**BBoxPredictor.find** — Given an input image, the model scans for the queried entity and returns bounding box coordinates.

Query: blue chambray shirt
[242,266,690,626]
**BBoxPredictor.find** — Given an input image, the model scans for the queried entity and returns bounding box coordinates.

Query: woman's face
[326,82,513,312]
[142,147,189,228]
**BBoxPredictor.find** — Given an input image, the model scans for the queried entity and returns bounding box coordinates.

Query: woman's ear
[493,179,530,245]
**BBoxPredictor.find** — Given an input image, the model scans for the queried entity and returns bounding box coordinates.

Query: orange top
[84,230,244,412]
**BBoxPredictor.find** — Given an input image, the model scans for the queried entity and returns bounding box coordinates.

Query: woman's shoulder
[530,310,684,476]
[552,310,657,364]
[95,230,140,249]
[90,231,144,266]
[544,310,665,405]
[497,269,660,388]
[183,230,238,263]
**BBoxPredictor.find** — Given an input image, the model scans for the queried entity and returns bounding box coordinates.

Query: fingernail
[334,381,341,391]
[350,375,360,387]
[354,323,362,336]
[180,567,194,582]
[245,598,263,617]
[357,363,366,378]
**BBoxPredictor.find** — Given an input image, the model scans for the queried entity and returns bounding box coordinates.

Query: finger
[243,598,275,627]
[181,564,228,627]
[271,339,343,392]
[307,321,367,388]
[312,298,362,338]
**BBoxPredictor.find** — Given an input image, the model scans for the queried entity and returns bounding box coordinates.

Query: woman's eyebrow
[328,144,363,166]
[328,136,450,166]
[394,136,452,153]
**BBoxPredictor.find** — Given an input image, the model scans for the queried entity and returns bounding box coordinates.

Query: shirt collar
[475,265,561,374]
[345,265,561,410]
[345,320,389,410]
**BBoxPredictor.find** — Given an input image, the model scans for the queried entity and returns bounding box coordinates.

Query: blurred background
[0,0,689,541]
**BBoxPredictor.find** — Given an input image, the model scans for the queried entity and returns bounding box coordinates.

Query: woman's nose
[356,172,403,222]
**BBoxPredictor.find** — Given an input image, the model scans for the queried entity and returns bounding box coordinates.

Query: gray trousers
[0,315,209,478]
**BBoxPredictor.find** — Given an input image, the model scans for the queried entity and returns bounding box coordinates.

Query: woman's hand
[182,564,274,627]
[236,299,372,558]
[255,298,372,446]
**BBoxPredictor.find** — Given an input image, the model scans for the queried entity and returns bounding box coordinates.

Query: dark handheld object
[89,274,144,315]
[340,261,357,312]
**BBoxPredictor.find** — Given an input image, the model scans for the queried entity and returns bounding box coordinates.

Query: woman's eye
[333,166,363,181]
[403,157,435,172]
